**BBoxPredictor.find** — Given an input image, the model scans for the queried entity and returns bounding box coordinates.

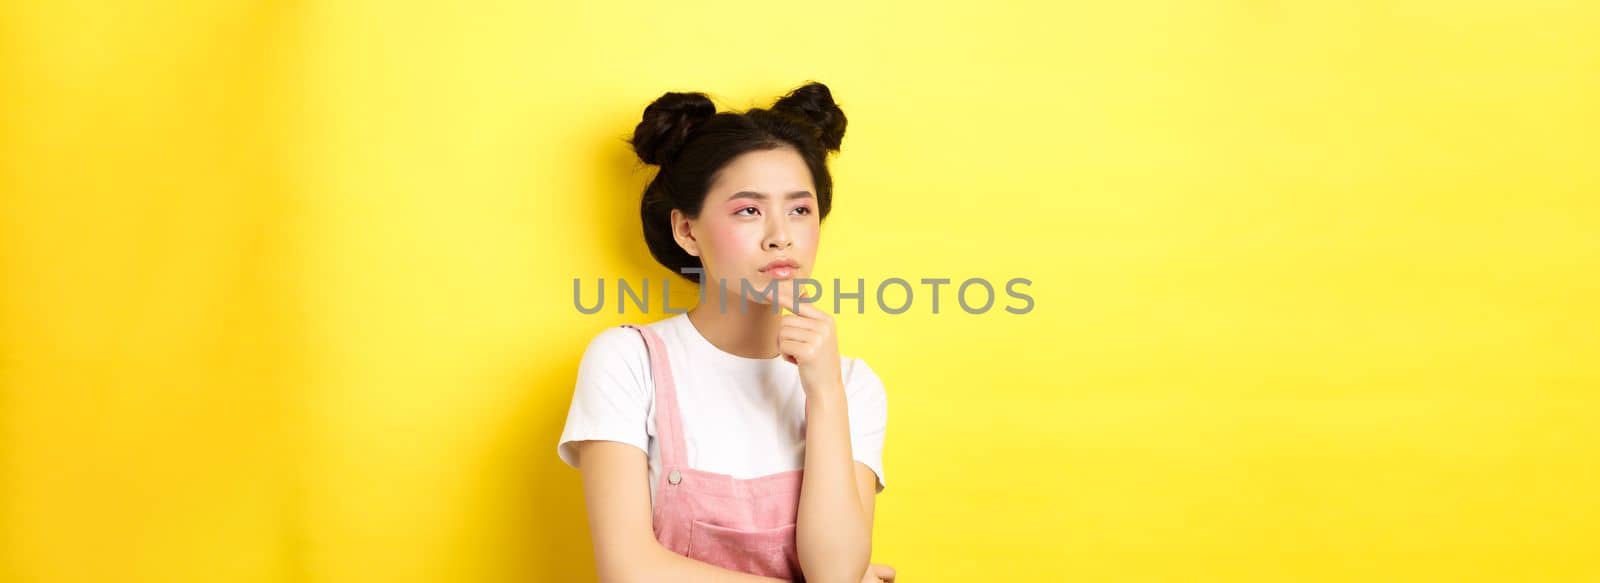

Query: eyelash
[735,206,811,217]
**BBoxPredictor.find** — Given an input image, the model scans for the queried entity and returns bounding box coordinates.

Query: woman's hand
[761,281,842,395]
[860,562,897,583]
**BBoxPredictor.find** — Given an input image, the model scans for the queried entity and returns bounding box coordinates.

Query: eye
[791,206,813,216]
[734,207,759,217]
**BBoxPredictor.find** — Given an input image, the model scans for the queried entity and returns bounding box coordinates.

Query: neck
[686,283,784,359]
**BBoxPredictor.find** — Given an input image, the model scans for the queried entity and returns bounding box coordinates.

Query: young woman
[556,82,896,583]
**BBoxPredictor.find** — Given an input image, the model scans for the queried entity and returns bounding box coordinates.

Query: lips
[760,258,799,279]
[761,257,800,273]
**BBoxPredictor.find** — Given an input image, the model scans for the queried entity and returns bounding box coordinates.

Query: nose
[764,219,793,250]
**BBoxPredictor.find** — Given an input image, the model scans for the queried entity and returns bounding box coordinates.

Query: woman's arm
[575,440,789,583]
[767,284,876,583]
[795,387,876,583]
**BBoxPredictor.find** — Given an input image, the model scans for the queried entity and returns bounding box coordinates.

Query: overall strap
[622,324,687,469]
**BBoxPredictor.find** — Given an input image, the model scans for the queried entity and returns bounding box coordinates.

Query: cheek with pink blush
[697,218,763,278]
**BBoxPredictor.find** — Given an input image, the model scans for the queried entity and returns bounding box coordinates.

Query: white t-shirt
[556,313,888,508]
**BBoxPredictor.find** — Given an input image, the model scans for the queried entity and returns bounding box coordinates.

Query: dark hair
[628,81,847,284]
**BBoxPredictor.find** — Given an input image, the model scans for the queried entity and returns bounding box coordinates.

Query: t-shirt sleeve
[844,357,889,493]
[556,326,652,469]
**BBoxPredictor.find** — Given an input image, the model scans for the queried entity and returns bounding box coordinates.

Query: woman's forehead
[708,149,813,200]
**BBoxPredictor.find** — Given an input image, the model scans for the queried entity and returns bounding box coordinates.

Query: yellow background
[3,1,1597,581]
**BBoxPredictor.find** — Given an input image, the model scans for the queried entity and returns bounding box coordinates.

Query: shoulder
[583,314,685,360]
[575,324,655,398]
[578,325,649,368]
[583,315,685,356]
[584,324,648,358]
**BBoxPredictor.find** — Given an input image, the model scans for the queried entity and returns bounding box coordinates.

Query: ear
[669,209,700,257]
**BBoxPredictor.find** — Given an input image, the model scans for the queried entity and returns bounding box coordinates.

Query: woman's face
[673,147,820,303]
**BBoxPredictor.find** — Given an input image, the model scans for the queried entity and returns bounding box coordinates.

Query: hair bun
[630,92,717,166]
[770,82,847,151]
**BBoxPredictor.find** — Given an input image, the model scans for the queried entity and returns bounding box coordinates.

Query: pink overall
[622,324,806,581]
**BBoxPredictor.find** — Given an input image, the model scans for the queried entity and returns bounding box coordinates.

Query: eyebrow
[728,190,814,202]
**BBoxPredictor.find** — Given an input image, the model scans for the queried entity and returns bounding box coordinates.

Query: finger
[778,327,813,344]
[770,280,800,313]
[778,337,811,352]
[781,314,822,331]
[872,564,897,580]
[789,285,827,319]
[770,281,825,318]
[777,338,812,361]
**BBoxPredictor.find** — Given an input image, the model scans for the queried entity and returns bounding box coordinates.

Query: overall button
[668,470,682,485]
